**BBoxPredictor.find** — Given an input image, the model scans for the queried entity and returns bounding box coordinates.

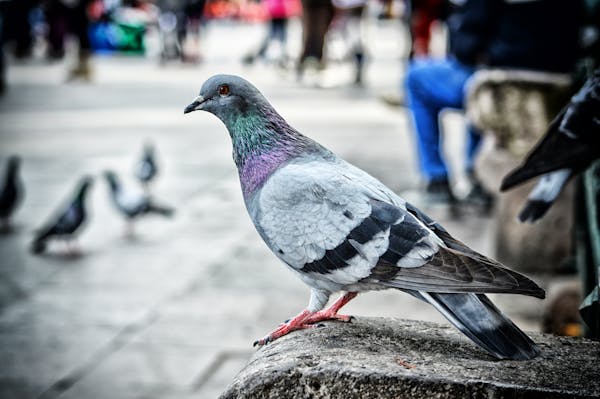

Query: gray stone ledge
[220,317,599,399]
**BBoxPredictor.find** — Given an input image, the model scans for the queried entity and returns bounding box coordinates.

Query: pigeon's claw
[254,309,315,347]
[254,294,359,347]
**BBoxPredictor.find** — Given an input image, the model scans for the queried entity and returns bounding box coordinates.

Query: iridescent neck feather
[222,104,325,197]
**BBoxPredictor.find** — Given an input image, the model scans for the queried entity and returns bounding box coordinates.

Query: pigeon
[104,170,174,232]
[135,142,158,189]
[31,176,93,254]
[0,155,24,228]
[184,74,546,360]
[501,69,600,223]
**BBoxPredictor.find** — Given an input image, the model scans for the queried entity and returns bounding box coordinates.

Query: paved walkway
[0,20,543,399]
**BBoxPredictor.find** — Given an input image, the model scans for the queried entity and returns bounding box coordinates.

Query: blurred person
[0,0,7,94]
[45,0,94,80]
[242,0,296,67]
[407,0,447,59]
[296,0,335,80]
[380,0,448,107]
[332,0,367,85]
[157,0,183,61]
[180,0,206,63]
[376,0,394,19]
[405,0,584,205]
[0,0,39,92]
[157,0,205,63]
[3,0,39,59]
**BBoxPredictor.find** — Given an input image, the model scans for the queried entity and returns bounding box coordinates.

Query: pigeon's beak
[184,95,207,114]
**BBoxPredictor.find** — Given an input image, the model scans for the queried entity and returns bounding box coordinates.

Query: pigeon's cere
[186,74,546,360]
[502,69,600,223]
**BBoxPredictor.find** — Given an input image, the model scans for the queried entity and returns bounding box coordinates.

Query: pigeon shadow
[34,248,91,262]
[0,223,24,236]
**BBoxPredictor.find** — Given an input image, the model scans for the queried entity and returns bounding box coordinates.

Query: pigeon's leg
[253,292,359,347]
[305,292,358,324]
[64,239,74,256]
[65,239,73,255]
[67,238,81,256]
[253,309,315,346]
[61,238,70,253]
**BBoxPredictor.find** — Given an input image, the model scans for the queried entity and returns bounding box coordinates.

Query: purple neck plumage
[239,147,298,197]
[226,105,324,198]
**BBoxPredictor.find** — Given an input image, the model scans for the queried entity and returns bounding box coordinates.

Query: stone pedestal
[220,317,599,399]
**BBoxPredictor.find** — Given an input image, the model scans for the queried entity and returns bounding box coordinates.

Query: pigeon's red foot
[253,309,315,346]
[253,292,358,347]
[305,292,357,324]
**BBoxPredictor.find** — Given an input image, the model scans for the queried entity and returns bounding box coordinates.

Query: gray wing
[115,186,149,216]
[253,159,439,288]
[253,159,544,298]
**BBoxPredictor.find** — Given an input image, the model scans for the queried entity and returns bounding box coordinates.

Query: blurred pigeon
[185,75,546,360]
[501,69,600,222]
[31,176,93,254]
[104,171,173,233]
[135,142,158,189]
[0,156,24,228]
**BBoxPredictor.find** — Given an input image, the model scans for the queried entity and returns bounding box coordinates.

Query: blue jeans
[406,58,482,182]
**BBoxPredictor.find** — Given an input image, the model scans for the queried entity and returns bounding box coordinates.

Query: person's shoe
[67,52,93,82]
[380,92,405,107]
[296,56,321,82]
[462,176,495,214]
[425,178,456,205]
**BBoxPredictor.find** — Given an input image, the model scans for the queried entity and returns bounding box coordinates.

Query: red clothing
[266,0,290,18]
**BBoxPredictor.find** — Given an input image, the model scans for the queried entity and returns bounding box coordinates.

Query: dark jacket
[447,0,584,73]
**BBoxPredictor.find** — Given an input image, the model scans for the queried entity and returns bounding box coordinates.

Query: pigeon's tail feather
[518,200,553,223]
[31,237,47,254]
[147,203,174,217]
[419,291,541,360]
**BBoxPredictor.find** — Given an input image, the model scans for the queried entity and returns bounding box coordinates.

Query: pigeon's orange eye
[218,85,230,96]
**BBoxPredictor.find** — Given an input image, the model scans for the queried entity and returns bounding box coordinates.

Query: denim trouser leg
[465,124,483,173]
[406,58,476,182]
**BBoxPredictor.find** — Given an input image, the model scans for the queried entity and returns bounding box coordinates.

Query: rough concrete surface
[221,317,600,399]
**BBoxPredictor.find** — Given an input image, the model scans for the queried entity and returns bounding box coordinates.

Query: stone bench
[220,317,599,398]
[465,69,574,273]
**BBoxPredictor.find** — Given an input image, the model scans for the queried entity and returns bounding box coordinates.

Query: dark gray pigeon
[0,155,24,228]
[135,142,158,189]
[185,74,545,360]
[501,69,600,222]
[104,171,173,233]
[31,176,93,254]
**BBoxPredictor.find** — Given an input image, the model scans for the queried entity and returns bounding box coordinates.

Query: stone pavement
[0,20,546,399]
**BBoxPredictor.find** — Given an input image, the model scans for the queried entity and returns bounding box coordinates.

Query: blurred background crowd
[0,0,599,397]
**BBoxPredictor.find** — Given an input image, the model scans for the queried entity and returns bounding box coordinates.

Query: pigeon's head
[143,141,154,155]
[184,75,267,123]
